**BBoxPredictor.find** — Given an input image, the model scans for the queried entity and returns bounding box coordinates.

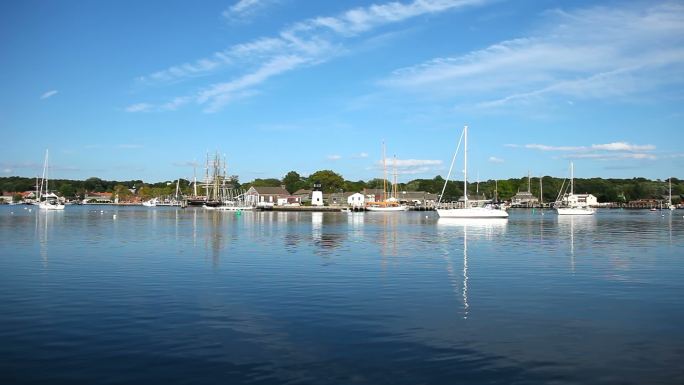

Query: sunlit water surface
[1,206,682,384]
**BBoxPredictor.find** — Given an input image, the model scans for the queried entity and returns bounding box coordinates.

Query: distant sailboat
[436,125,508,219]
[554,162,595,216]
[37,150,65,210]
[366,142,408,212]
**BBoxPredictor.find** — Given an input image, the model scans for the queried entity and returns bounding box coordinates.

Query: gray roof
[399,191,438,200]
[363,188,385,195]
[252,186,290,196]
[293,189,312,195]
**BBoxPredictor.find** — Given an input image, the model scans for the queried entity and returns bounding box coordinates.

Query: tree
[248,178,282,188]
[366,178,386,189]
[113,184,133,201]
[137,185,154,200]
[58,183,76,198]
[282,171,303,193]
[84,177,105,192]
[308,170,345,193]
[344,180,366,193]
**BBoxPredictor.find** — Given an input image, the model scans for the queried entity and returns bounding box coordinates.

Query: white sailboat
[142,197,158,207]
[555,162,595,216]
[37,149,65,210]
[436,125,508,219]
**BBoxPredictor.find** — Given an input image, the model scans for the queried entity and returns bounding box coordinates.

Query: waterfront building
[511,172,539,207]
[397,191,438,206]
[83,192,113,204]
[245,186,290,207]
[292,189,312,204]
[562,193,598,208]
[511,191,539,207]
[347,192,365,207]
[362,188,384,203]
[328,192,356,206]
[0,192,14,203]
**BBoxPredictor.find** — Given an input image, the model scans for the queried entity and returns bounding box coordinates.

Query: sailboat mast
[204,153,209,198]
[495,179,498,202]
[669,177,672,205]
[193,163,197,197]
[464,125,468,205]
[570,162,574,195]
[45,149,49,195]
[539,175,543,204]
[382,142,387,202]
[528,170,531,193]
[393,155,397,200]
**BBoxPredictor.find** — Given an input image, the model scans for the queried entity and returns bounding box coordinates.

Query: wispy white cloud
[307,0,487,36]
[125,103,153,113]
[327,154,342,161]
[488,156,504,163]
[132,0,489,112]
[198,55,307,112]
[173,161,201,168]
[517,142,656,153]
[562,153,657,161]
[2,168,11,174]
[223,0,275,22]
[376,158,443,174]
[40,90,58,99]
[508,140,659,161]
[384,2,684,109]
[525,144,586,152]
[353,152,369,158]
[591,142,655,151]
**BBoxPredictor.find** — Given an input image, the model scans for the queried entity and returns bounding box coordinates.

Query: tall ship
[185,152,252,210]
[365,142,409,212]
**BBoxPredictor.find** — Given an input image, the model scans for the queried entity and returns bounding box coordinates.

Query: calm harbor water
[1,206,683,384]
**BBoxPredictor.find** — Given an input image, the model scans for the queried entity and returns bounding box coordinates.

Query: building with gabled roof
[245,186,290,207]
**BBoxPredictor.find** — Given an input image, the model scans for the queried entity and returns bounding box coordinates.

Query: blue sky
[1,0,682,183]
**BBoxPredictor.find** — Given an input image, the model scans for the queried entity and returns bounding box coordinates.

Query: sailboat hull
[39,202,65,210]
[205,205,254,211]
[555,207,595,215]
[437,207,508,218]
[366,205,409,212]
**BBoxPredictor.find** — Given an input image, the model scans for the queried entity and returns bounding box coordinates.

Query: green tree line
[1,174,681,203]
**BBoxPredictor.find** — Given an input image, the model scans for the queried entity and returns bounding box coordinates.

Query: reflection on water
[0,207,683,385]
[557,215,597,273]
[437,218,508,319]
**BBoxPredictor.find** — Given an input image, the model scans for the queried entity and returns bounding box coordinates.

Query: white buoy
[113,214,117,219]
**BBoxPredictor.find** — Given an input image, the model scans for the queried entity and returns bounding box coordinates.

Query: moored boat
[436,125,508,219]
